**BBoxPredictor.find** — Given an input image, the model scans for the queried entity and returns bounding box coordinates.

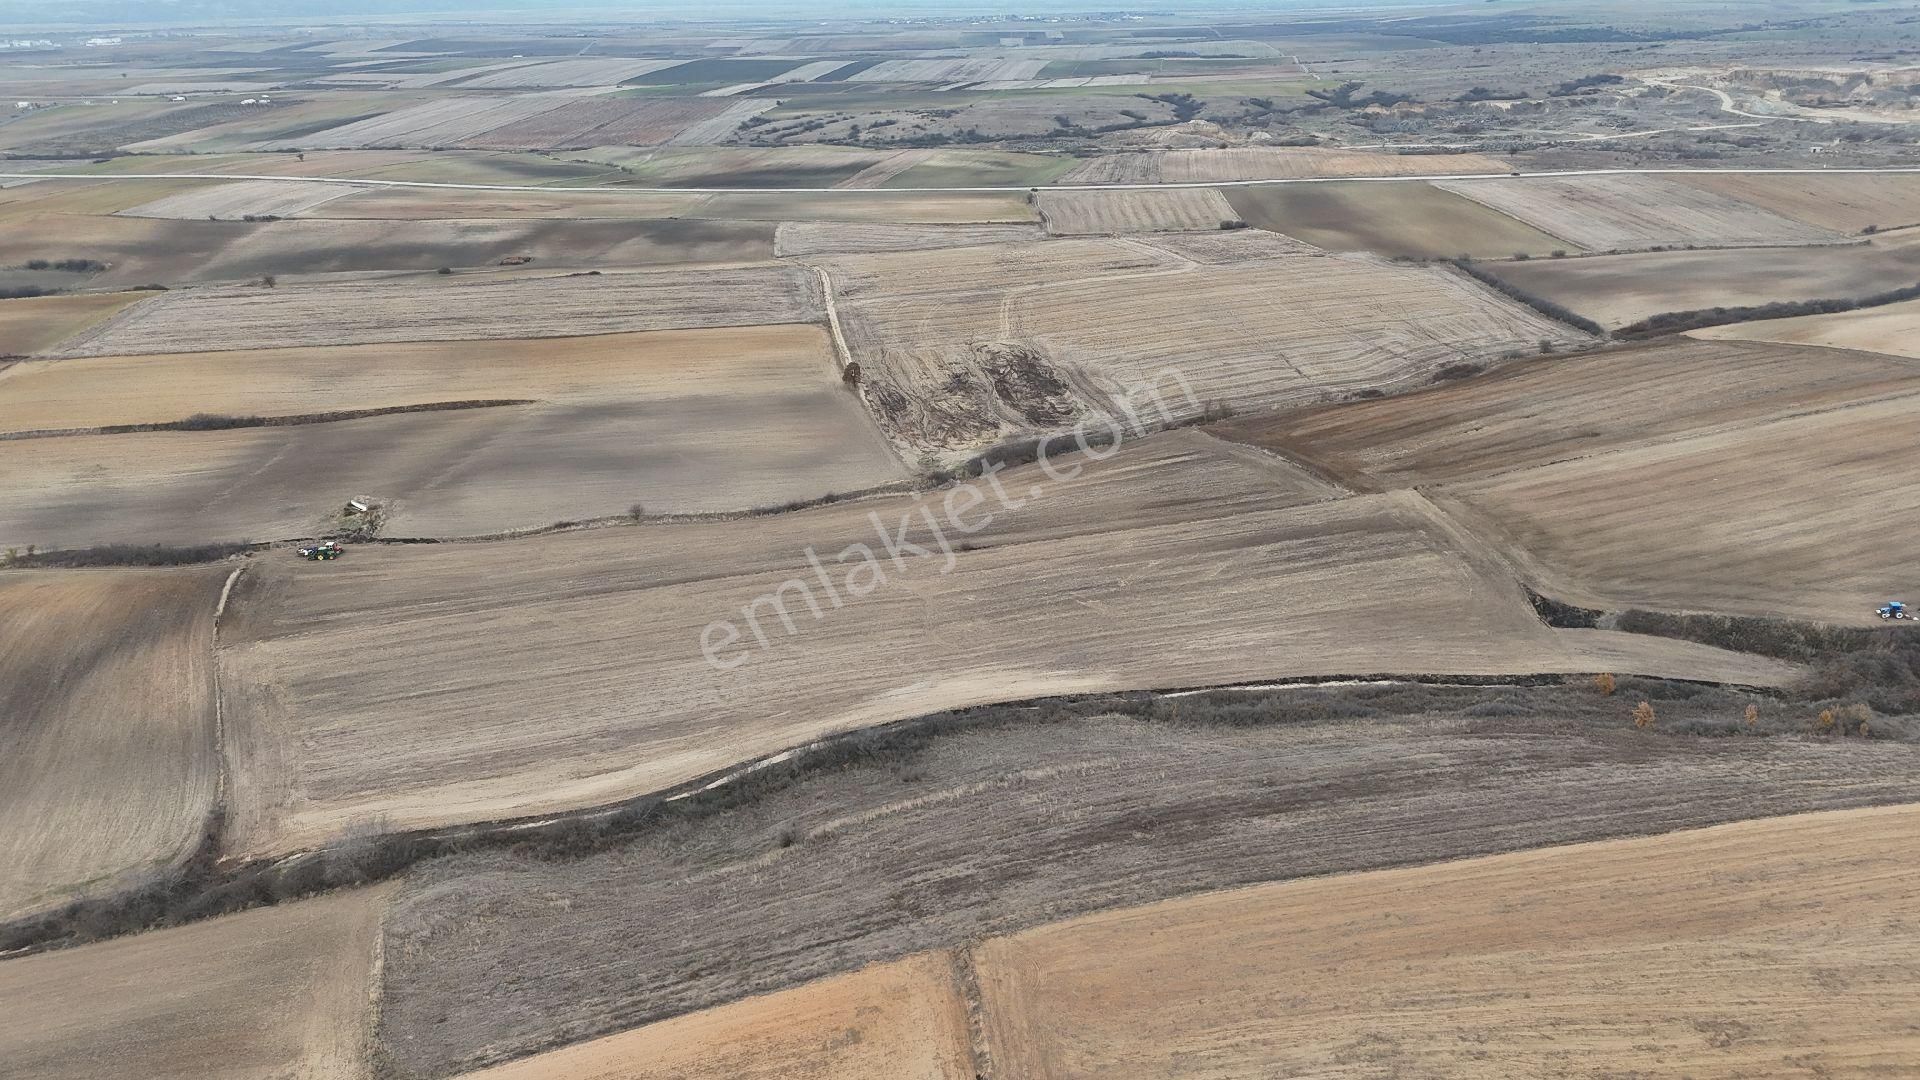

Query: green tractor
[298,541,344,561]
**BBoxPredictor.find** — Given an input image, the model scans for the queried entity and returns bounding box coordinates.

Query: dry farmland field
[821,232,1586,455]
[454,98,741,149]
[456,954,974,1080]
[773,221,1045,256]
[0,293,146,355]
[976,804,1920,1080]
[1214,338,1920,621]
[0,888,389,1080]
[1690,295,1920,357]
[1035,187,1244,235]
[0,325,907,546]
[1433,175,1848,251]
[213,431,1791,858]
[117,180,369,220]
[1057,148,1512,184]
[1674,171,1920,234]
[373,703,1920,1078]
[1479,228,1920,328]
[50,264,818,355]
[0,568,226,919]
[1223,180,1576,258]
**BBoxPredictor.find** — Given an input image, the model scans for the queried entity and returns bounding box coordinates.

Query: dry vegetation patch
[0,887,388,1080]
[1036,187,1243,235]
[977,804,1920,1080]
[0,567,227,919]
[374,697,1920,1078]
[1434,175,1847,251]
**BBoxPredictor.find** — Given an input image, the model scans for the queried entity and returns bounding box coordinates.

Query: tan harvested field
[0,211,772,288]
[0,324,815,429]
[304,186,711,219]
[267,96,576,150]
[0,568,226,919]
[1223,180,1576,258]
[377,694,1920,1078]
[0,292,145,355]
[456,98,740,149]
[1213,338,1920,621]
[116,179,368,219]
[821,233,1585,454]
[661,99,779,145]
[1434,174,1847,250]
[1432,391,1920,622]
[1059,148,1510,184]
[0,325,906,546]
[695,189,1038,223]
[213,431,1789,856]
[1213,338,1920,489]
[0,887,389,1080]
[1691,295,1920,357]
[454,954,973,1080]
[773,221,1045,256]
[52,264,818,355]
[1035,187,1243,235]
[447,58,683,89]
[975,804,1920,1080]
[1483,229,1920,327]
[1676,171,1920,234]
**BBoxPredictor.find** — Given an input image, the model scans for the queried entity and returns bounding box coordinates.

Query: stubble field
[0,325,907,547]
[1480,228,1920,327]
[977,804,1920,1079]
[0,888,389,1080]
[1434,174,1847,250]
[822,232,1586,455]
[1690,295,1920,357]
[49,264,819,355]
[0,293,147,355]
[1057,148,1511,184]
[0,568,226,920]
[1223,180,1576,258]
[1035,187,1243,235]
[213,432,1788,858]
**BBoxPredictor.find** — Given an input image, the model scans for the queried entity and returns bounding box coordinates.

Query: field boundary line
[8,164,1920,196]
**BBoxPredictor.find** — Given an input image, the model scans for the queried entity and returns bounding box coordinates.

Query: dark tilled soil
[374,683,1920,1078]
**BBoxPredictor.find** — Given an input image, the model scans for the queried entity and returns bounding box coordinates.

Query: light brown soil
[213,431,1786,858]
[49,264,818,356]
[1675,171,1920,234]
[1481,228,1920,328]
[1690,295,1920,357]
[0,886,389,1080]
[1434,174,1846,250]
[1059,148,1511,184]
[978,803,1920,1079]
[1035,187,1242,235]
[0,567,227,919]
[0,292,148,355]
[1224,180,1576,258]
[451,954,974,1080]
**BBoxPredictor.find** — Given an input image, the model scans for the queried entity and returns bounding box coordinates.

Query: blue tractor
[1879,601,1912,621]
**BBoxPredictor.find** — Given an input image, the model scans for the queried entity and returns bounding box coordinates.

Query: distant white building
[84,36,121,47]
